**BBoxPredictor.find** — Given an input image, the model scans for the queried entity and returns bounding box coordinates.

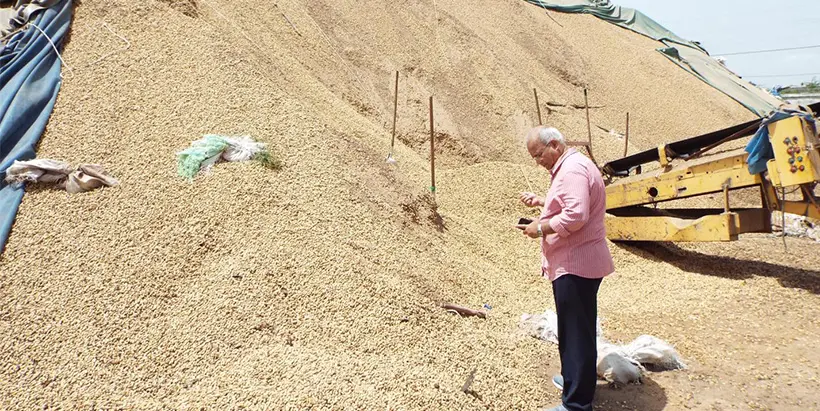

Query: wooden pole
[429,96,436,194]
[389,71,399,155]
[583,88,597,165]
[533,88,543,125]
[723,183,730,213]
[623,112,630,158]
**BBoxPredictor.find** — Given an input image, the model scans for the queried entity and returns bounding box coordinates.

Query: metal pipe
[686,122,759,161]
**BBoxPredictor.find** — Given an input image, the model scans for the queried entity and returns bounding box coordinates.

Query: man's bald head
[526,126,567,170]
[527,126,566,147]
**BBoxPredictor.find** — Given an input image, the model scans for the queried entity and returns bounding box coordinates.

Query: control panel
[766,116,820,187]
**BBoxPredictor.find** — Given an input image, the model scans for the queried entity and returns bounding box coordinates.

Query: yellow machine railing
[603,110,820,242]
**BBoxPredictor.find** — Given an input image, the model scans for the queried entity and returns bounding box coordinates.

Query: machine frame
[602,105,820,242]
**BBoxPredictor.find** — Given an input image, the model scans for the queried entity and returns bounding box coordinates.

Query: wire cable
[744,72,820,78]
[714,44,820,56]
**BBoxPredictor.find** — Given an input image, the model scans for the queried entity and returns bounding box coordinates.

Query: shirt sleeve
[548,170,591,237]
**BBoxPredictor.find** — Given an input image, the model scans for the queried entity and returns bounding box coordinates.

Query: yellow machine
[602,104,820,242]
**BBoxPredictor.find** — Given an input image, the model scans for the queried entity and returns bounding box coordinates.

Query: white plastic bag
[623,335,686,370]
[597,351,644,385]
[520,309,686,385]
[222,136,267,162]
[519,309,603,344]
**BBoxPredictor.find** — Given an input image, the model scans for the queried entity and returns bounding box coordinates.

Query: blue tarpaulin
[0,0,72,253]
[745,109,817,175]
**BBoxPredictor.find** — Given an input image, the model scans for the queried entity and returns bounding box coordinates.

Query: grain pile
[1,0,818,410]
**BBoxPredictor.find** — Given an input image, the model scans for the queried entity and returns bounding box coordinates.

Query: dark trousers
[553,274,602,411]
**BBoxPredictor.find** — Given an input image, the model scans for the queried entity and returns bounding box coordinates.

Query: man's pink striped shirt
[539,148,615,281]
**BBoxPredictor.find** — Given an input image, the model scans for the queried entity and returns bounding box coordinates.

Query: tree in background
[806,77,820,92]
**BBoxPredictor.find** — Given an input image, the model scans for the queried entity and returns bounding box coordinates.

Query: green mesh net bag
[176,135,230,179]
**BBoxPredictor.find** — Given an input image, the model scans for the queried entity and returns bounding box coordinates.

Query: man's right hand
[520,192,544,207]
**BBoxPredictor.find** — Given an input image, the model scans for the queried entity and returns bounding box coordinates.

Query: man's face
[528,139,561,170]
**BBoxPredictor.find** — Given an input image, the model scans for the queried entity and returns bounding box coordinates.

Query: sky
[613,0,820,88]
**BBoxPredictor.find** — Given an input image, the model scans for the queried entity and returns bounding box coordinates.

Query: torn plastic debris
[520,309,603,345]
[772,211,820,242]
[176,134,268,179]
[3,159,119,193]
[520,309,685,385]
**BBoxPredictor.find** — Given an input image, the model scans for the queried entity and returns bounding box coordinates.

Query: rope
[427,0,470,156]
[198,0,255,44]
[519,164,535,192]
[519,164,543,214]
[431,0,444,83]
[7,20,130,79]
[28,22,73,79]
[298,0,386,118]
[430,0,456,92]
[84,22,131,67]
[201,0,386,124]
[196,0,289,88]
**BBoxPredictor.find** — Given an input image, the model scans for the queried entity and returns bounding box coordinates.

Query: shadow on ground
[594,377,667,411]
[617,241,820,294]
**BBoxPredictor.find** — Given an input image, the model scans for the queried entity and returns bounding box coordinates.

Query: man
[517,126,614,411]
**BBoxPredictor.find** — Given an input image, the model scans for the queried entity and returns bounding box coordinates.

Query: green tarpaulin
[524,0,783,118]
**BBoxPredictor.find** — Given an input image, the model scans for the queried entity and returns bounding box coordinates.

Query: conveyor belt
[602,101,820,177]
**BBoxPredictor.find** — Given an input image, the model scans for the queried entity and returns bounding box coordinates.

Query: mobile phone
[517,217,533,227]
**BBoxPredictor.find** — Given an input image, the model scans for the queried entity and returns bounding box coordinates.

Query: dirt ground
[1,0,818,409]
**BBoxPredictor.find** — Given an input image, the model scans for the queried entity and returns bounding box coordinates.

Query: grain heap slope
[2,1,818,410]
